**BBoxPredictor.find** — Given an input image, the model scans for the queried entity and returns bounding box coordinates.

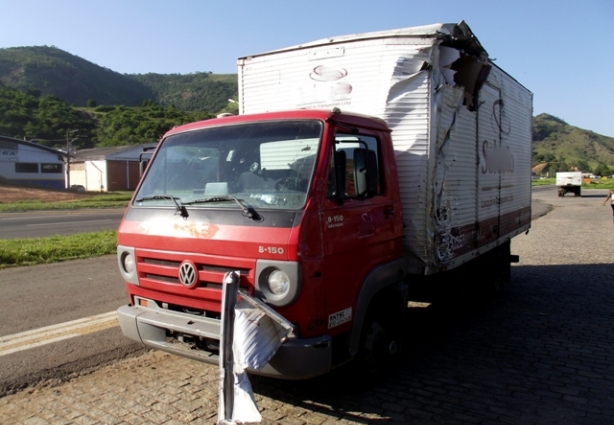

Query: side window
[15,163,39,173]
[327,133,381,199]
[41,163,63,173]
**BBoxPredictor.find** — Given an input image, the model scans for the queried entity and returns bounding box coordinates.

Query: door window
[327,133,381,199]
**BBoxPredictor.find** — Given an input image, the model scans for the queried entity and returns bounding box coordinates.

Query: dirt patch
[0,184,92,203]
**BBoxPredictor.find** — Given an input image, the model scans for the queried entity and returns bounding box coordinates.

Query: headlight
[256,260,301,307]
[268,270,290,295]
[117,245,139,285]
[122,252,135,274]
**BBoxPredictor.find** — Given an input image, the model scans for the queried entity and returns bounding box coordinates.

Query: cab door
[319,130,402,335]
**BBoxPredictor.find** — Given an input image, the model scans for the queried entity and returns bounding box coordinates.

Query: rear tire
[476,242,510,298]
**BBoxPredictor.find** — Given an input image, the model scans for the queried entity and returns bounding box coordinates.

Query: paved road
[0,208,124,239]
[2,187,614,424]
[0,257,146,396]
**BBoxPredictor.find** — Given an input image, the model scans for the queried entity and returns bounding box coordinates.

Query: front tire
[355,291,405,379]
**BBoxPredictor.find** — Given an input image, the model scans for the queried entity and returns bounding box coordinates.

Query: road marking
[0,311,118,357]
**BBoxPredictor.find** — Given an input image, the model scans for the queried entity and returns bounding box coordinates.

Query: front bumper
[117,303,333,379]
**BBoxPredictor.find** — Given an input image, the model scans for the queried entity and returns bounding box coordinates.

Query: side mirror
[353,148,378,198]
[139,160,148,177]
[139,147,155,177]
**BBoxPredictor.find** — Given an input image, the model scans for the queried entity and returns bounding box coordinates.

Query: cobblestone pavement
[2,187,613,424]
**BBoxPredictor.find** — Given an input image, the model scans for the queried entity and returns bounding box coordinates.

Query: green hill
[129,73,237,113]
[1,46,613,167]
[532,113,614,175]
[0,46,238,113]
[0,46,154,106]
[0,81,98,149]
[0,83,214,148]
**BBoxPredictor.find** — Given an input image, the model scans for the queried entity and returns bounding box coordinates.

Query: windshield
[134,120,322,210]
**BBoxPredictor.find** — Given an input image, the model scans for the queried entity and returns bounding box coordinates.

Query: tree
[574,160,590,173]
[0,85,96,147]
[549,161,570,172]
[543,153,556,162]
[593,164,612,177]
[532,151,545,164]
[95,105,213,146]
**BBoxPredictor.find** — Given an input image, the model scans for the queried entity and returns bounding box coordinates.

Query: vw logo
[178,261,198,288]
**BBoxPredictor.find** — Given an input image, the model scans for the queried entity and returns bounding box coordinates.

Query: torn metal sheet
[237,289,295,332]
[438,46,460,85]
[219,272,261,425]
[233,296,293,371]
[218,274,294,424]
[228,367,261,424]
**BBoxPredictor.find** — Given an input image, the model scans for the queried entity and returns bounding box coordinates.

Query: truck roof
[163,109,391,138]
[238,21,487,62]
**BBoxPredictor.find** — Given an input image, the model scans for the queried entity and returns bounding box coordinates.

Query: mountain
[129,73,237,113]
[0,46,237,113]
[0,46,154,106]
[532,113,614,174]
[2,46,614,169]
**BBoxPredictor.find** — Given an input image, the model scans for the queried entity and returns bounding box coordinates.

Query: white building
[0,136,66,189]
[69,144,156,192]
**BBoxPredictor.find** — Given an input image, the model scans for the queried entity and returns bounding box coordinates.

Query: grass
[0,192,133,212]
[0,230,117,269]
[532,178,556,186]
[582,179,614,190]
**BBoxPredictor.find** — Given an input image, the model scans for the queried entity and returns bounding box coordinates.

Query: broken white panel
[230,368,261,424]
[438,46,460,85]
[224,291,294,423]
[233,295,293,371]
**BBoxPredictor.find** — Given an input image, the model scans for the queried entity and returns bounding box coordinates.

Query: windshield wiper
[134,194,189,219]
[183,196,261,221]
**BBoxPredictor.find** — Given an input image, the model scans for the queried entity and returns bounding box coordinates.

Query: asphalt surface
[0,256,146,397]
[2,187,614,424]
[0,208,124,239]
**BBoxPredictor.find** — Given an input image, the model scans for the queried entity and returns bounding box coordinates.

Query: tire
[355,293,404,379]
[469,243,510,300]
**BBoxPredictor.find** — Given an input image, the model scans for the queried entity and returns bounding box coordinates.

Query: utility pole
[66,130,79,189]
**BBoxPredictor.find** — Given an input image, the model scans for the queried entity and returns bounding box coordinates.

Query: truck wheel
[498,242,511,284]
[475,243,509,298]
[486,273,503,296]
[356,296,403,378]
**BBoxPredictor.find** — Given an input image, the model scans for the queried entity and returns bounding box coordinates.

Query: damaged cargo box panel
[238,22,532,275]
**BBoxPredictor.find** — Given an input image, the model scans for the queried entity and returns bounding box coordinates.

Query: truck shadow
[249,262,614,424]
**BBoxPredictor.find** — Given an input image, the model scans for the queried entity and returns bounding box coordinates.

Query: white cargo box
[238,22,533,274]
[556,172,582,187]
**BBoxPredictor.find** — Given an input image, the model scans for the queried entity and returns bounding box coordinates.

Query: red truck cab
[117,109,407,378]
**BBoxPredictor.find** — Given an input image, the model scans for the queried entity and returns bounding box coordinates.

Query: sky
[1,0,613,137]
